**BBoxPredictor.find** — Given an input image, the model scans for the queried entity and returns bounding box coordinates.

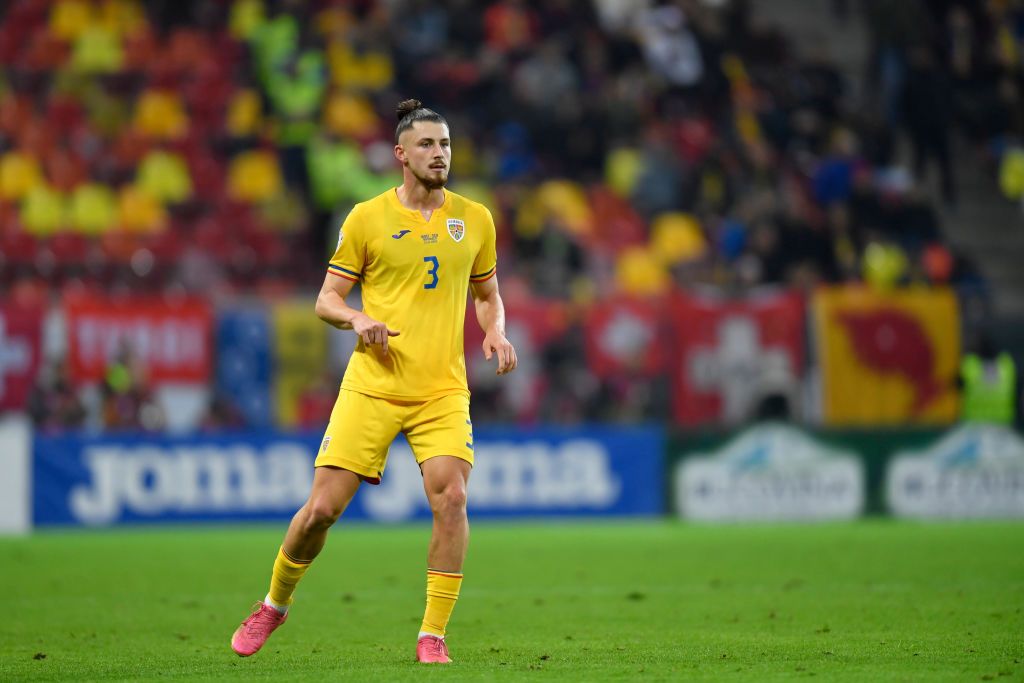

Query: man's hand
[351,312,400,356]
[482,330,517,375]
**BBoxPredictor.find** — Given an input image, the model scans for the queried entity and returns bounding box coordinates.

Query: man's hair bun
[394,99,447,142]
[397,99,423,121]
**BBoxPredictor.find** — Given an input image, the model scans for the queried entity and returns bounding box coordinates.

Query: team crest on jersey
[321,436,331,453]
[446,219,465,242]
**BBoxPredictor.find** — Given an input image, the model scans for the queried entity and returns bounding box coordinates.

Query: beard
[411,165,448,190]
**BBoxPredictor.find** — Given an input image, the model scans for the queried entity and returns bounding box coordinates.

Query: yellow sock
[267,547,312,608]
[420,570,463,637]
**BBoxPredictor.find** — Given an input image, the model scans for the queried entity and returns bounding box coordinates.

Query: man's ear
[394,144,406,164]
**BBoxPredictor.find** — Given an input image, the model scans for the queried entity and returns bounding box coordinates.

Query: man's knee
[302,497,344,531]
[430,484,467,519]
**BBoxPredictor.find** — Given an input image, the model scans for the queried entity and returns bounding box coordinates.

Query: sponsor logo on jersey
[421,233,438,244]
[392,229,411,239]
[446,219,465,242]
[321,436,331,453]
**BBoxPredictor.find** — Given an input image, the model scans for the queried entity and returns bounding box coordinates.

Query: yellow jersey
[328,187,497,400]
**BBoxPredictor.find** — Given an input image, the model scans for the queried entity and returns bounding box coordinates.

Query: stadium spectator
[862,0,933,126]
[636,4,704,88]
[263,36,326,192]
[200,392,247,431]
[27,359,86,432]
[100,342,164,431]
[902,46,956,205]
[959,332,1019,426]
[483,0,539,56]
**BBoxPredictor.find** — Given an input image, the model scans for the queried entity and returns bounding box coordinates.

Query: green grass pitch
[1,521,1022,681]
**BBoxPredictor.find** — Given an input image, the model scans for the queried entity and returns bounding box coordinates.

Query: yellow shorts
[313,388,474,484]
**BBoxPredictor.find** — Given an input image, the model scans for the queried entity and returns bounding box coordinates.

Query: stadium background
[2,0,1023,522]
[1,1,1023,680]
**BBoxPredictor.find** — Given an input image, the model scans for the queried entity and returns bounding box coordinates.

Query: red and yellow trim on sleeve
[469,265,496,283]
[328,264,360,281]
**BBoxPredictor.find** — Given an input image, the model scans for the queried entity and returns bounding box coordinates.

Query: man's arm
[315,272,400,356]
[470,276,517,375]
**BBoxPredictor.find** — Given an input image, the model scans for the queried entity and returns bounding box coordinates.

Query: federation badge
[446,218,465,243]
[321,436,331,453]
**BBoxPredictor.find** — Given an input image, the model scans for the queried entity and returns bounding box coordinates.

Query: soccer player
[230,99,517,664]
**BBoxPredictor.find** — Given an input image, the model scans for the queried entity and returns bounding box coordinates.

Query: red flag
[584,296,669,379]
[671,290,805,425]
[464,296,566,421]
[0,305,44,410]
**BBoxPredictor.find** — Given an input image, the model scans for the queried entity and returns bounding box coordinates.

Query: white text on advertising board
[676,424,864,521]
[363,440,622,521]
[66,438,623,524]
[75,318,206,370]
[887,425,1024,518]
[70,443,313,525]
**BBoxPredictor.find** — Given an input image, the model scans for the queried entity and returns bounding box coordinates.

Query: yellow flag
[813,286,960,425]
[272,301,328,427]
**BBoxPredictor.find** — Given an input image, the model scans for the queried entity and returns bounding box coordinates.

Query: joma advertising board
[33,426,664,526]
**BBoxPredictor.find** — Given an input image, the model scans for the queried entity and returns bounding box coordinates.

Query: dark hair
[394,99,447,143]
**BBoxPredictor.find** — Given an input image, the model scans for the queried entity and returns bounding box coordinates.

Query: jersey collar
[389,187,449,221]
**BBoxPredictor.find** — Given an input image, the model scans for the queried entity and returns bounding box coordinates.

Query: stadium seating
[1,0,1020,428]
[0,0,1000,299]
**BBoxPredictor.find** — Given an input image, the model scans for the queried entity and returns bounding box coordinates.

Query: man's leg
[271,466,362,606]
[231,466,361,656]
[423,455,471,571]
[416,455,471,663]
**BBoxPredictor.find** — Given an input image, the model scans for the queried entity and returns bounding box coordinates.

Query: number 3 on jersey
[423,256,439,289]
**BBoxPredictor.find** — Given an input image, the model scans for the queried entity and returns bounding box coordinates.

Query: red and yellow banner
[813,286,960,425]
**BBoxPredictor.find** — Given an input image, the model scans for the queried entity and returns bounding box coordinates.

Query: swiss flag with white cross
[670,290,805,426]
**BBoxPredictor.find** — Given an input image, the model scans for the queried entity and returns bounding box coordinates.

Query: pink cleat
[231,602,287,657]
[416,635,452,663]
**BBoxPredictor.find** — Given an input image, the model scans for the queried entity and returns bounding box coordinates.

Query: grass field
[1,521,1022,682]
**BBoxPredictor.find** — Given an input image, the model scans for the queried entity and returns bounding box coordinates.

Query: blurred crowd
[860,0,1024,207]
[3,0,1023,430]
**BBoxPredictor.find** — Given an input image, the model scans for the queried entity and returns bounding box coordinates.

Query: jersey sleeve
[469,207,497,283]
[327,205,365,281]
